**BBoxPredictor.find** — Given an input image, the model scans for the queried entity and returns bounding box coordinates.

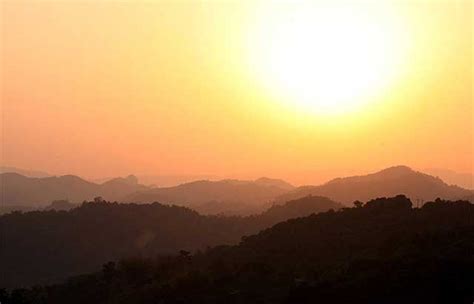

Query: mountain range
[1,166,472,215]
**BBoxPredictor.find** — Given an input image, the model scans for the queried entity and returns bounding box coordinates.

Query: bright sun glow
[248,4,408,115]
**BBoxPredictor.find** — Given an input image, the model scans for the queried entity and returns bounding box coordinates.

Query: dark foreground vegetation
[0,196,341,288]
[2,196,473,304]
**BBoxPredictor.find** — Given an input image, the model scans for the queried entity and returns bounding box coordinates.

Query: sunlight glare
[248,4,408,116]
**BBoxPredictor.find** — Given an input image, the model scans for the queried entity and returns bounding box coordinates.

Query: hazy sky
[1,1,472,185]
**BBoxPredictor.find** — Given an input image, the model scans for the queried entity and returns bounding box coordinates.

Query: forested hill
[0,195,341,289]
[4,196,472,304]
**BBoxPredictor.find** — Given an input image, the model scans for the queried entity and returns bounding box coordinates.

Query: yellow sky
[1,1,472,185]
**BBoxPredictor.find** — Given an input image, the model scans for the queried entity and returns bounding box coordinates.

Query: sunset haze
[1,1,472,184]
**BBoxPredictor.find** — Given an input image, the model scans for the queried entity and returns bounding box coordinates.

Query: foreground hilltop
[4,196,472,303]
[277,165,473,205]
[0,195,340,288]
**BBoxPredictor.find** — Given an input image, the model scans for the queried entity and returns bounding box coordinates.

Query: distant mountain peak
[378,165,415,175]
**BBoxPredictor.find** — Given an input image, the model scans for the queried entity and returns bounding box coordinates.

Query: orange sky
[1,1,472,185]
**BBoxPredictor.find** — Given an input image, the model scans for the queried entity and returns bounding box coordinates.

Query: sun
[247,3,407,116]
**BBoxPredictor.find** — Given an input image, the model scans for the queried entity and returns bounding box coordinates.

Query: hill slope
[277,166,473,205]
